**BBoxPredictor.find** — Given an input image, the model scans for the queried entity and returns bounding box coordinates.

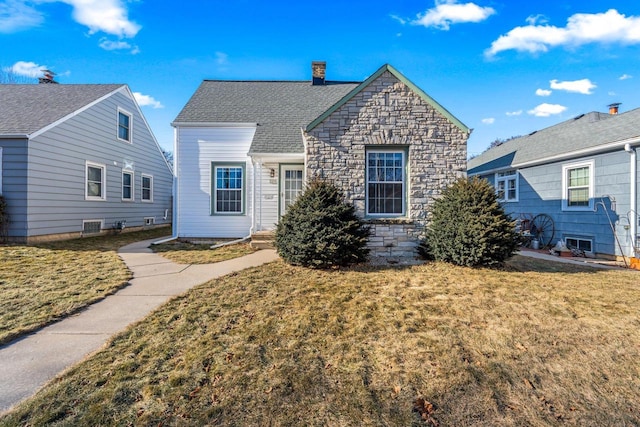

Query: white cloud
[6,60,47,77]
[133,92,164,109]
[0,0,139,38]
[99,38,139,54]
[535,88,552,96]
[506,110,523,116]
[527,103,567,117]
[0,0,43,33]
[486,9,640,57]
[550,78,596,94]
[61,0,140,37]
[481,117,495,124]
[411,0,495,30]
[390,14,407,25]
[215,51,228,65]
[99,39,130,50]
[526,14,548,26]
[619,74,633,80]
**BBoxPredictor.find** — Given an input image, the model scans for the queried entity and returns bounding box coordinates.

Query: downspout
[154,128,180,245]
[625,143,637,257]
[259,162,263,230]
[251,157,257,235]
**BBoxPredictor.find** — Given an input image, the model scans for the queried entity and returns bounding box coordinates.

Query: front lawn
[0,228,169,345]
[2,256,638,426]
[151,240,256,264]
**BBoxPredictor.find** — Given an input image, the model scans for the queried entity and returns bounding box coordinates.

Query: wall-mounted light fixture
[270,168,275,178]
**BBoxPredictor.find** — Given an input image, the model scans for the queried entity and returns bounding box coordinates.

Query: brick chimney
[608,102,621,115]
[312,61,326,85]
[38,69,58,84]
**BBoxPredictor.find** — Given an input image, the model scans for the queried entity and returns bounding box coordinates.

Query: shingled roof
[172,80,361,154]
[0,84,123,136]
[468,107,640,175]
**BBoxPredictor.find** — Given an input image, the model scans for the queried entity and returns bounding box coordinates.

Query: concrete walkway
[517,248,628,270]
[0,238,278,414]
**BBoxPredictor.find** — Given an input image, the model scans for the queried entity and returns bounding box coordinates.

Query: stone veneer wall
[304,71,468,257]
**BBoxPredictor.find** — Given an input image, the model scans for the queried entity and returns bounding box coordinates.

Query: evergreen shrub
[275,180,370,268]
[422,177,518,267]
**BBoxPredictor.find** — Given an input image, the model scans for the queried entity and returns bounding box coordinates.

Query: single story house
[172,62,469,256]
[0,80,173,242]
[468,105,639,260]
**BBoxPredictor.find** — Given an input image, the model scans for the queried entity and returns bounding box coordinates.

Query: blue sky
[2,0,640,157]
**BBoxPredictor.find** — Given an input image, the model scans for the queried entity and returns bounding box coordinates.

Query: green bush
[423,177,518,267]
[275,180,370,268]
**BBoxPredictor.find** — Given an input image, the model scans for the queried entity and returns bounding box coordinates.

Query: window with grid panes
[366,150,405,215]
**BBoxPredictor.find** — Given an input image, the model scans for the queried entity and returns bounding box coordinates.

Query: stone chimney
[38,69,58,84]
[608,102,621,115]
[312,61,326,85]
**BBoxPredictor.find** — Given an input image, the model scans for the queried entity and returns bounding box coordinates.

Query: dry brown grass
[0,228,169,345]
[151,241,256,264]
[2,256,639,426]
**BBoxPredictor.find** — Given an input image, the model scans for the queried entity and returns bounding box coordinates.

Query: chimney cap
[38,69,58,84]
[608,102,621,115]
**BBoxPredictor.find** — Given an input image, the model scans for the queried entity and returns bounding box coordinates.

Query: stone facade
[304,71,468,257]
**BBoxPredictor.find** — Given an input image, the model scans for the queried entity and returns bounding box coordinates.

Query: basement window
[565,237,593,253]
[82,220,103,235]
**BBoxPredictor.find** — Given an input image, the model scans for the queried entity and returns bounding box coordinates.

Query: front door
[280,165,304,215]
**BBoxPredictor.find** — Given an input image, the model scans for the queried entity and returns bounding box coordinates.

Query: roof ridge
[202,79,361,84]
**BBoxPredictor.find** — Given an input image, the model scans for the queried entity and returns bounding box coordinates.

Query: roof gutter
[0,134,29,139]
[170,122,258,128]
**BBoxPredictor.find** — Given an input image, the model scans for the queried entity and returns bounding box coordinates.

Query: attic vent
[82,220,102,235]
[528,131,537,136]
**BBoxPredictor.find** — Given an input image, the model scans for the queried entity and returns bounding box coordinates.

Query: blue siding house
[468,106,639,260]
[0,83,173,242]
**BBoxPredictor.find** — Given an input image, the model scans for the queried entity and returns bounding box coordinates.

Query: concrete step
[251,241,275,250]
[251,231,275,250]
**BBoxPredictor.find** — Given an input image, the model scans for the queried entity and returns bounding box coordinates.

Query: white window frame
[366,149,406,217]
[122,170,134,201]
[85,161,106,201]
[212,163,246,215]
[562,160,594,211]
[495,170,519,202]
[117,108,132,143]
[141,174,153,202]
[565,237,593,253]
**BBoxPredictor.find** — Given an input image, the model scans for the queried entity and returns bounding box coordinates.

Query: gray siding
[24,89,173,239]
[0,138,28,238]
[478,149,638,257]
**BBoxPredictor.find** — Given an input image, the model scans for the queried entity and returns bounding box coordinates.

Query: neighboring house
[0,83,173,243]
[468,105,640,259]
[172,62,469,256]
